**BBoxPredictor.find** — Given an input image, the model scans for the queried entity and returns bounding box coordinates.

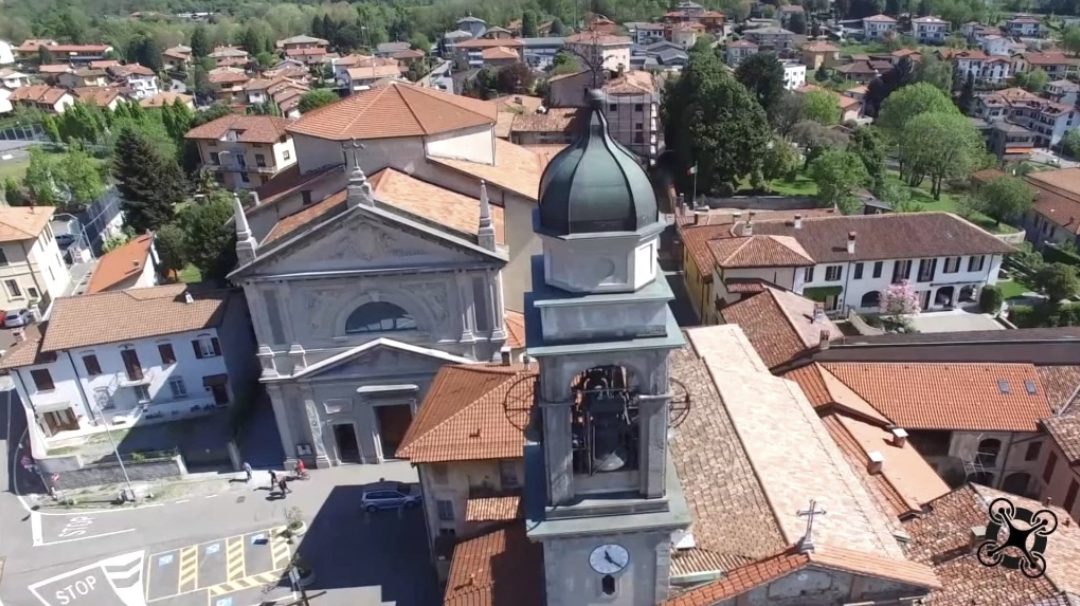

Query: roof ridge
[765,288,814,348]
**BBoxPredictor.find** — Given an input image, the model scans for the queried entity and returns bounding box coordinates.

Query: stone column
[540,401,573,505]
[456,271,476,343]
[266,383,298,467]
[638,394,669,498]
[298,383,332,468]
[490,270,506,341]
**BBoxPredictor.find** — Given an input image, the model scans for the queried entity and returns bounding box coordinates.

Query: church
[407,92,944,605]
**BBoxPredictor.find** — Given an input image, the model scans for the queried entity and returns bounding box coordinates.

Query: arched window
[976,438,1002,468]
[345,302,417,334]
[860,291,881,309]
[601,575,616,596]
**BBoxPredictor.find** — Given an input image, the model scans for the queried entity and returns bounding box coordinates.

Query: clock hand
[604,550,616,565]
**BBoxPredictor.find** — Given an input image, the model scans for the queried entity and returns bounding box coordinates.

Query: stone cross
[796,499,826,553]
[342,139,365,169]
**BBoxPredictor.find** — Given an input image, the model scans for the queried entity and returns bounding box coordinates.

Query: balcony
[117,368,154,387]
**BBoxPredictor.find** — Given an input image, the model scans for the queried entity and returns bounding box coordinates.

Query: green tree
[59,148,105,207]
[898,111,983,198]
[38,46,53,65]
[808,149,868,213]
[976,174,1035,226]
[877,82,957,142]
[4,176,28,206]
[238,25,268,55]
[154,223,188,278]
[980,284,1004,313]
[958,72,975,112]
[496,62,535,94]
[23,148,59,205]
[175,191,236,282]
[41,114,61,143]
[1013,68,1048,93]
[771,91,806,135]
[190,25,211,59]
[551,51,582,75]
[1063,128,1080,159]
[256,51,276,69]
[914,53,953,94]
[734,52,785,118]
[409,33,431,53]
[1034,263,1080,303]
[127,35,163,72]
[662,46,770,193]
[113,127,185,233]
[802,90,840,125]
[878,180,919,212]
[788,11,807,34]
[1063,25,1080,56]
[297,89,339,114]
[790,119,849,167]
[762,137,800,185]
[522,10,539,37]
[851,127,886,192]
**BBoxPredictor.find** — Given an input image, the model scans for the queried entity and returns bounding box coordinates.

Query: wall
[1035,436,1080,522]
[541,530,672,606]
[418,458,523,544]
[698,196,816,210]
[731,567,926,605]
[713,266,798,308]
[680,245,708,324]
[0,224,70,312]
[39,453,186,490]
[425,125,495,164]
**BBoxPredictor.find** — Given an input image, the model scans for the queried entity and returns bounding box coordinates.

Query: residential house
[283,46,327,67]
[0,206,71,317]
[1045,79,1079,106]
[627,22,668,45]
[208,46,249,69]
[862,14,898,40]
[563,31,632,72]
[1014,52,1077,80]
[1019,167,1080,249]
[669,22,704,49]
[801,40,840,70]
[479,46,520,68]
[331,54,398,89]
[72,87,128,110]
[545,70,661,161]
[663,0,726,32]
[89,60,121,71]
[719,287,842,371]
[0,40,13,66]
[244,77,310,117]
[452,38,524,70]
[15,40,113,64]
[833,60,881,84]
[277,35,329,54]
[206,67,250,103]
[947,49,1012,87]
[397,361,533,570]
[343,63,402,93]
[1037,368,1080,523]
[508,107,584,146]
[263,60,311,84]
[987,121,1037,160]
[782,61,806,90]
[106,64,159,100]
[184,114,296,191]
[8,85,74,114]
[912,15,949,44]
[0,88,11,115]
[85,233,158,294]
[0,286,256,452]
[974,87,1077,147]
[520,37,564,70]
[1006,15,1044,38]
[140,91,195,110]
[0,68,32,89]
[796,83,862,121]
[743,26,796,50]
[375,42,411,58]
[632,40,689,71]
[977,34,1014,56]
[162,45,192,71]
[777,4,805,29]
[456,15,488,38]
[57,68,109,89]
[36,64,73,84]
[724,39,759,66]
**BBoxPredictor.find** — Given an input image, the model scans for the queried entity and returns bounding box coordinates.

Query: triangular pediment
[235,205,501,277]
[296,338,473,381]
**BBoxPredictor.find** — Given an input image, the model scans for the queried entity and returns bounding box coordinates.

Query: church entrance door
[375,404,413,459]
[332,423,361,463]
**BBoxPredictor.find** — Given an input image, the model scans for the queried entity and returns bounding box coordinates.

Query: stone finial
[342,139,373,208]
[477,180,496,251]
[234,193,257,263]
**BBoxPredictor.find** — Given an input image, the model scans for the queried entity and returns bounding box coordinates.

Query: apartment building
[0,206,71,318]
[912,15,949,44]
[184,115,297,191]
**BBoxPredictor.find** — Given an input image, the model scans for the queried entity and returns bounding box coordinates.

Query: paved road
[0,388,439,606]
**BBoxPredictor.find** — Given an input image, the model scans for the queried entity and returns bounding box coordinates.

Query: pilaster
[540,401,573,505]
[266,383,297,467]
[299,383,331,468]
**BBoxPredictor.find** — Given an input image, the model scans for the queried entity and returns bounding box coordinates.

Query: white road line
[31,510,43,546]
[204,494,218,499]
[175,499,189,504]
[39,528,136,546]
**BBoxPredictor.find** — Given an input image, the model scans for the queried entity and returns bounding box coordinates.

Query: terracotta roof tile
[749,212,1015,262]
[72,86,125,107]
[605,70,656,94]
[509,107,584,134]
[454,38,525,49]
[0,206,54,242]
[345,64,402,80]
[140,92,193,108]
[783,363,891,424]
[206,67,249,84]
[802,41,840,52]
[0,325,50,370]
[288,81,496,141]
[38,285,231,352]
[397,363,535,463]
[443,525,543,606]
[431,139,544,200]
[368,168,505,245]
[9,85,69,106]
[480,46,519,60]
[185,114,290,144]
[464,496,522,523]
[1042,409,1080,465]
[720,288,840,369]
[665,548,810,606]
[261,192,348,246]
[86,234,154,294]
[823,362,1053,431]
[1037,365,1080,414]
[707,235,814,268]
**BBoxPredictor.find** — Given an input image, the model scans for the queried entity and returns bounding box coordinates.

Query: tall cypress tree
[113,127,185,233]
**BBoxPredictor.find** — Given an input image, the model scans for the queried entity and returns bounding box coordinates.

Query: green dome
[538,90,658,236]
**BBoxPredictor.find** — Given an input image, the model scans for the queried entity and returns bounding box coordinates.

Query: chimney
[477,180,496,252]
[846,231,856,254]
[693,212,702,226]
[969,525,986,549]
[890,427,909,448]
[745,211,755,236]
[184,292,194,304]
[867,450,884,475]
[818,329,831,350]
[794,214,803,229]
[812,303,825,323]
[678,193,686,211]
[12,328,25,343]
[233,194,257,264]
[500,346,512,366]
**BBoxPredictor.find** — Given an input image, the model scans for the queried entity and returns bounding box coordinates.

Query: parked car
[3,309,32,328]
[360,483,421,512]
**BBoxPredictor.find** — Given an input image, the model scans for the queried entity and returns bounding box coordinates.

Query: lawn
[997,279,1035,299]
[768,174,818,196]
[0,155,30,182]
[178,264,202,283]
[883,171,1017,234]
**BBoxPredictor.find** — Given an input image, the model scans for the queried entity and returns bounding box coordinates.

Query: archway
[959,285,977,303]
[571,365,639,475]
[860,291,881,309]
[935,286,955,308]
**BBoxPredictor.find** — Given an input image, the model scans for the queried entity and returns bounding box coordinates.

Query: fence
[0,122,46,142]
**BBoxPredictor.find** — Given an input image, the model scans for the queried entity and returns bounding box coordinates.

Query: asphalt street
[0,387,439,606]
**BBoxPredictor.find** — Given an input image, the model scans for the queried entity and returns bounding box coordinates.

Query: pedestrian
[243,461,252,482]
[269,469,277,491]
[278,477,289,496]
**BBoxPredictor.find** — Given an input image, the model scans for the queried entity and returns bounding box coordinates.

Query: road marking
[206,571,282,597]
[226,536,245,582]
[158,554,174,566]
[31,511,42,546]
[178,546,198,593]
[205,543,220,555]
[176,499,189,504]
[205,494,218,499]
[269,527,291,571]
[40,528,136,546]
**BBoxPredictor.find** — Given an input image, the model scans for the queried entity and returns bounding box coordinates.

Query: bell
[592,413,628,472]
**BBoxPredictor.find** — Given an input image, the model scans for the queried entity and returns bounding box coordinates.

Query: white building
[564,31,632,72]
[0,207,71,318]
[912,16,949,44]
[862,14,898,40]
[1006,15,1044,38]
[977,34,1014,56]
[0,286,256,450]
[107,64,159,100]
[948,50,1012,87]
[0,68,31,89]
[708,213,1014,315]
[0,41,14,66]
[974,87,1078,148]
[782,61,806,90]
[724,39,759,67]
[184,115,297,191]
[0,88,11,115]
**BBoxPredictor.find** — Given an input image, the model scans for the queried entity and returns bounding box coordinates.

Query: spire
[477,180,496,251]
[343,139,373,207]
[234,194,257,264]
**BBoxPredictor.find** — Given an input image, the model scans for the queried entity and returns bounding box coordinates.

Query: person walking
[269,469,277,491]
[243,461,253,482]
[278,477,289,497]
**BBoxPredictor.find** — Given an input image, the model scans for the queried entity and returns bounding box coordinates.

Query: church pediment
[237,206,499,277]
[295,338,473,382]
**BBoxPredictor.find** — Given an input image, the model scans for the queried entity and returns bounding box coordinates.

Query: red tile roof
[367,168,505,245]
[720,288,840,369]
[86,234,154,294]
[464,496,522,523]
[184,114,290,144]
[782,363,890,424]
[707,235,813,268]
[822,362,1053,431]
[443,525,543,606]
[397,363,536,463]
[287,81,497,141]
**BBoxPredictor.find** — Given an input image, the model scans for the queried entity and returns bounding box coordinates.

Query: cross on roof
[342,138,365,169]
[796,499,826,553]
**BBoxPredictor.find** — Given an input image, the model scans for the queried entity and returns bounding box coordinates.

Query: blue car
[361,483,421,512]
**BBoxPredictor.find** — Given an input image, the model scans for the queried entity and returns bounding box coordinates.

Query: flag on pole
[687,164,698,176]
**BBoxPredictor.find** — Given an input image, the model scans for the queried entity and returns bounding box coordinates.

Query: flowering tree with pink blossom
[883,280,921,323]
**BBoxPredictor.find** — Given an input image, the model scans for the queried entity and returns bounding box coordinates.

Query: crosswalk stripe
[177,546,198,592]
[269,528,291,571]
[206,571,283,597]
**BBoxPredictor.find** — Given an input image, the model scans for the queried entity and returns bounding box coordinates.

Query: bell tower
[525,91,690,606]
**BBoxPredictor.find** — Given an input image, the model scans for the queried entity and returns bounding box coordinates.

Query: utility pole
[93,405,135,501]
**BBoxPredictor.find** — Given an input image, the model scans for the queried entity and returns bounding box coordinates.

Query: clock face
[589,544,630,575]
